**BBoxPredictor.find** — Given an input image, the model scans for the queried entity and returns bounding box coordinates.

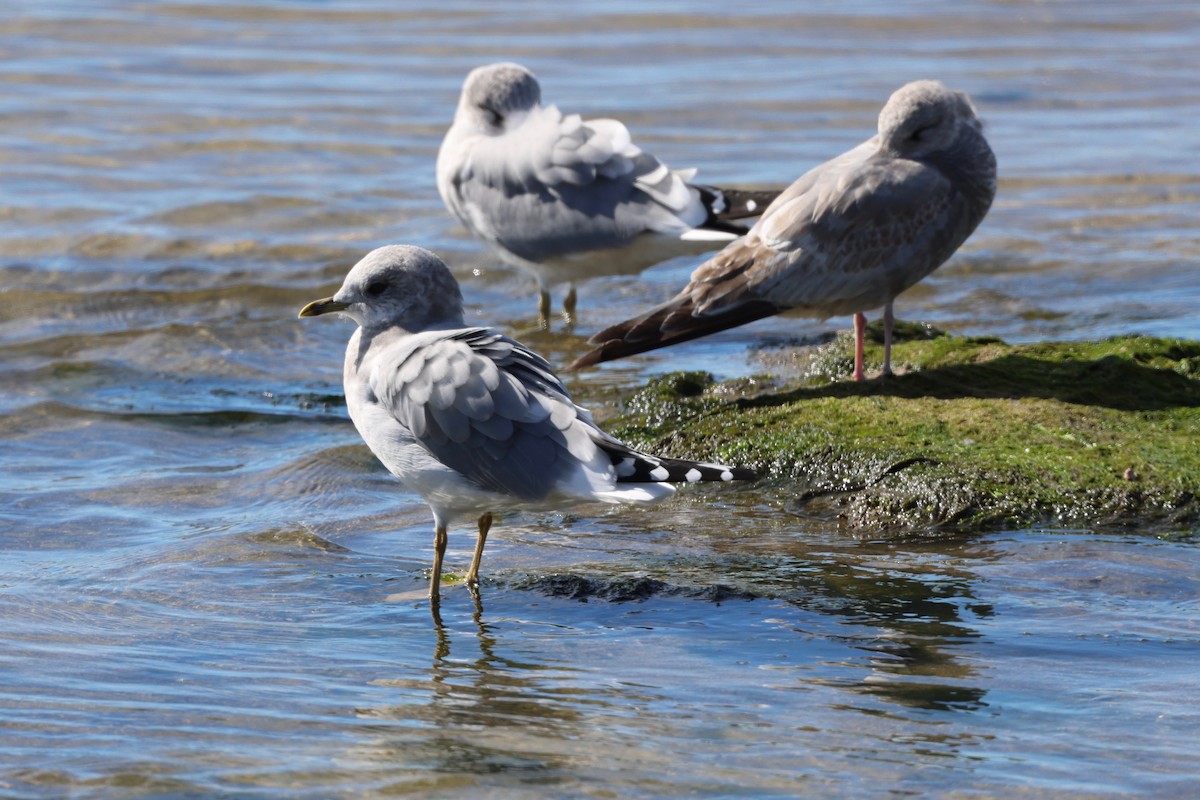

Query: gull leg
[430,598,446,634]
[562,284,577,325]
[467,512,492,588]
[538,288,552,330]
[882,301,895,377]
[430,524,448,601]
[852,312,867,382]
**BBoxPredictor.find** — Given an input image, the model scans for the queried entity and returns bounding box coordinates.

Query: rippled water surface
[2,2,1199,797]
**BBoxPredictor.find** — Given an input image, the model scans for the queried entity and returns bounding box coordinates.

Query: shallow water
[2,1,1199,797]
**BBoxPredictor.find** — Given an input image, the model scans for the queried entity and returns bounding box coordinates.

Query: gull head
[456,62,541,134]
[299,245,465,333]
[877,80,986,160]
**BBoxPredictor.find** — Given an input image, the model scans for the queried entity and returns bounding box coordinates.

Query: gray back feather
[373,328,593,501]
[439,63,706,264]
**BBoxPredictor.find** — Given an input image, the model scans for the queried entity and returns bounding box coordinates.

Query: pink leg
[852,312,867,382]
[882,301,895,377]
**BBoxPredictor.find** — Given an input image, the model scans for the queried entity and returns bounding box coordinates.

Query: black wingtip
[602,444,758,486]
[566,341,626,372]
[567,305,677,371]
[726,465,758,482]
[712,187,782,221]
[696,185,783,227]
[650,456,759,485]
[572,298,785,370]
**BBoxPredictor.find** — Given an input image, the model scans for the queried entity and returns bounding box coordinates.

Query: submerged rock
[602,328,1200,535]
[520,573,757,603]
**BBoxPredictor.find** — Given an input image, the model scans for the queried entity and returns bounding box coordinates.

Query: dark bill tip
[298,298,348,318]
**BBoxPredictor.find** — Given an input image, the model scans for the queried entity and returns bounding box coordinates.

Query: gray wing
[570,145,975,368]
[446,106,706,262]
[686,147,971,315]
[369,328,600,501]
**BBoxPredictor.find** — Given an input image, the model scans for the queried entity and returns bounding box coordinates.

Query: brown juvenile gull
[570,80,997,380]
[299,245,755,602]
[437,62,779,325]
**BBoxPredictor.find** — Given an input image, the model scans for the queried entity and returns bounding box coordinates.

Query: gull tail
[567,293,782,371]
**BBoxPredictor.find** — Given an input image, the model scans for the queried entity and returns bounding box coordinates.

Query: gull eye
[481,105,503,127]
[363,280,388,299]
[909,122,939,143]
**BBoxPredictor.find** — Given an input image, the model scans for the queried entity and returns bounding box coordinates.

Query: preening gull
[436,62,778,325]
[299,245,756,602]
[570,80,997,380]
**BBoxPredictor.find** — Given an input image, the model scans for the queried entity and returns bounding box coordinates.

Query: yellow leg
[466,512,492,587]
[430,524,448,601]
[538,289,551,330]
[562,284,577,324]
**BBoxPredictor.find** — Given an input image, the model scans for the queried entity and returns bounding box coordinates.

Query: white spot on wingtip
[649,466,669,481]
[616,457,637,477]
[745,199,757,211]
[685,468,701,483]
[720,470,733,481]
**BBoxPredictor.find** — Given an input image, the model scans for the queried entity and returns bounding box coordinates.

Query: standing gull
[437,62,778,325]
[299,245,755,602]
[570,80,997,380]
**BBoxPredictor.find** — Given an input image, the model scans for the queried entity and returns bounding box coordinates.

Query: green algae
[604,328,1200,535]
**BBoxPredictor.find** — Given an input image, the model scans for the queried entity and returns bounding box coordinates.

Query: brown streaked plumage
[569,80,997,379]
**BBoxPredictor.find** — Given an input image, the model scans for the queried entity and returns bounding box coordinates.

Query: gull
[299,245,755,602]
[569,80,998,380]
[436,62,778,325]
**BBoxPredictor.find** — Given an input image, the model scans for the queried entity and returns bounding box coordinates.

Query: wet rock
[519,573,757,603]
[603,330,1200,536]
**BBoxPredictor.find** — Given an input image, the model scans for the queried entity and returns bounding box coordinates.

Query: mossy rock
[607,330,1200,535]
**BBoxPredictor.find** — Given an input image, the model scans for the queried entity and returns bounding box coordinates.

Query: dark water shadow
[788,551,991,713]
[512,561,990,714]
[358,589,599,782]
[740,350,1200,412]
[519,573,757,604]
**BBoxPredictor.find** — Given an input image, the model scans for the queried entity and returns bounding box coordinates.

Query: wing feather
[689,154,964,316]
[452,374,495,420]
[370,329,606,501]
[445,104,709,262]
[571,149,971,369]
[471,412,514,441]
